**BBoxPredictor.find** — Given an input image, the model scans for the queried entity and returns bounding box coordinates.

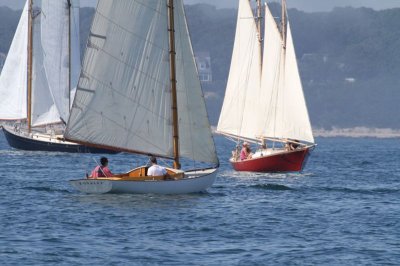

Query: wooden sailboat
[0,0,114,153]
[217,0,316,172]
[66,0,219,194]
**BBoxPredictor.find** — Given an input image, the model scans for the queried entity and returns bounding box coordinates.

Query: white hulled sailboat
[217,0,315,172]
[66,0,219,194]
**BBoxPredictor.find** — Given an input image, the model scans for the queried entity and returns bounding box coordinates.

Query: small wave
[360,161,373,165]
[251,183,292,191]
[22,186,70,193]
[319,187,400,194]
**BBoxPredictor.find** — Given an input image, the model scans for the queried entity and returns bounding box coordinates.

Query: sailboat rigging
[217,0,316,172]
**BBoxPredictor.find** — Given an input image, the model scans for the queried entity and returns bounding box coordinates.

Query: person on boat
[147,156,172,180]
[285,139,300,151]
[231,144,240,161]
[89,157,113,178]
[240,142,253,160]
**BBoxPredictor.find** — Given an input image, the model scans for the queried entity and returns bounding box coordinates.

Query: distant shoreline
[313,127,400,138]
[211,126,400,138]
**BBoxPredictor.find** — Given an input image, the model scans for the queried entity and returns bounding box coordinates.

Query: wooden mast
[27,0,33,133]
[256,0,262,70]
[281,0,287,49]
[67,0,72,112]
[167,0,181,169]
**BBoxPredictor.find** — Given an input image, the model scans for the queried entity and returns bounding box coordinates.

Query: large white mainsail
[65,0,217,165]
[217,0,261,140]
[0,2,28,120]
[259,8,314,143]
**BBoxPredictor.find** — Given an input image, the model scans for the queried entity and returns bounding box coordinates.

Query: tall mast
[167,0,181,169]
[256,0,262,71]
[67,0,72,112]
[27,0,33,133]
[281,0,287,49]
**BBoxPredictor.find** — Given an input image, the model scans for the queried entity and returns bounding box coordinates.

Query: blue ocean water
[0,134,399,265]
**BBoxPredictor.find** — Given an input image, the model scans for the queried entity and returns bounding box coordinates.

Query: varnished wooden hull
[231,147,312,172]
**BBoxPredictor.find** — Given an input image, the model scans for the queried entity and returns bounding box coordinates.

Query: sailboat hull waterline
[2,126,117,153]
[70,168,218,194]
[230,146,312,173]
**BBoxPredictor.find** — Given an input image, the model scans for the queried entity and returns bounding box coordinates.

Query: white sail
[66,0,217,164]
[259,14,314,143]
[257,4,285,141]
[40,0,70,123]
[0,2,28,120]
[66,0,174,158]
[31,1,61,126]
[217,0,261,140]
[281,22,314,143]
[174,0,218,164]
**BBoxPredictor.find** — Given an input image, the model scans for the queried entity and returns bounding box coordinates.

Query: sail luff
[27,0,33,132]
[167,0,181,169]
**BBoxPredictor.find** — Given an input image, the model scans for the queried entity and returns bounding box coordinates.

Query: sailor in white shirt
[147,156,169,177]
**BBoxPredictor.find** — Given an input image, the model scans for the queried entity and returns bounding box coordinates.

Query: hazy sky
[1,0,400,12]
[185,0,400,12]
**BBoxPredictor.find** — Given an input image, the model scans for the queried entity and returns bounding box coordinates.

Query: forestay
[217,0,261,140]
[65,0,218,165]
[0,2,28,120]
